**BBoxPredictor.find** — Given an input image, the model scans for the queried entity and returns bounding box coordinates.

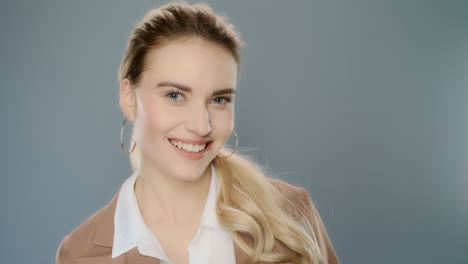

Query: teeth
[169,140,207,153]
[186,144,194,152]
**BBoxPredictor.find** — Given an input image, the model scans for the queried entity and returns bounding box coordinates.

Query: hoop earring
[217,130,238,158]
[120,118,136,155]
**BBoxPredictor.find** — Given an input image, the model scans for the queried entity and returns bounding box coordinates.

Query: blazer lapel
[90,193,126,264]
[124,247,160,263]
[92,193,117,248]
[234,241,249,264]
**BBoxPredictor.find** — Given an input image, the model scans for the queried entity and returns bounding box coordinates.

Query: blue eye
[212,97,232,104]
[166,92,184,101]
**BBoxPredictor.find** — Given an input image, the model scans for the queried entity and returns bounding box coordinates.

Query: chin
[168,162,211,183]
[171,171,205,183]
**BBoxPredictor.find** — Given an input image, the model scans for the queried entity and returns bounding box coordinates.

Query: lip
[167,138,212,160]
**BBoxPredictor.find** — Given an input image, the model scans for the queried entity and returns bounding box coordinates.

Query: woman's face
[120,37,237,182]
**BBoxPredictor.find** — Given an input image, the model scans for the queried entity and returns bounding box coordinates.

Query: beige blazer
[56,177,340,264]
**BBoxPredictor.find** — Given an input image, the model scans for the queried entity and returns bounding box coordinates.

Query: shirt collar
[112,164,222,259]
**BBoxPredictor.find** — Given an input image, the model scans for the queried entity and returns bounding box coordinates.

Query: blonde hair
[118,2,322,263]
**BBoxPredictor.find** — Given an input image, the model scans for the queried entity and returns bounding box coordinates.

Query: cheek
[211,109,234,138]
[136,100,174,140]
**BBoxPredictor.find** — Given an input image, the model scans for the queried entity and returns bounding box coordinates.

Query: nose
[185,104,212,136]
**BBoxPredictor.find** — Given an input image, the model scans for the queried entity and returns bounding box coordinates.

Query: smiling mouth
[168,139,212,153]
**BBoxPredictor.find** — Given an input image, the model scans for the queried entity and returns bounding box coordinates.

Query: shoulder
[266,177,341,264]
[267,177,317,223]
[56,193,118,263]
[267,177,304,195]
[266,177,309,209]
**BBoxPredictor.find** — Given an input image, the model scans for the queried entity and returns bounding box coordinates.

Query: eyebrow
[156,81,236,96]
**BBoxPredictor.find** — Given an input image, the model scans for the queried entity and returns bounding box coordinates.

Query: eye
[166,91,184,101]
[212,96,232,104]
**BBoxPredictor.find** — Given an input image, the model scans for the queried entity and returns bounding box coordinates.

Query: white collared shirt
[112,164,236,264]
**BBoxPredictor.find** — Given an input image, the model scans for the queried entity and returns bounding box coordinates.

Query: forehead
[140,37,238,91]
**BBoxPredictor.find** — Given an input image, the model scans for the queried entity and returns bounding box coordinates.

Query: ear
[119,78,137,121]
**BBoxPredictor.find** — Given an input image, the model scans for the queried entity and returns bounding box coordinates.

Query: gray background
[1,0,467,263]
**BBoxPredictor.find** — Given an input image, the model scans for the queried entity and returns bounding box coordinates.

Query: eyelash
[165,90,232,104]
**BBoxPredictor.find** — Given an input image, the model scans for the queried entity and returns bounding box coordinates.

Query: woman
[56,2,339,264]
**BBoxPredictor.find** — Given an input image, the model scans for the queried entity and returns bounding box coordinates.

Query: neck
[134,164,212,226]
